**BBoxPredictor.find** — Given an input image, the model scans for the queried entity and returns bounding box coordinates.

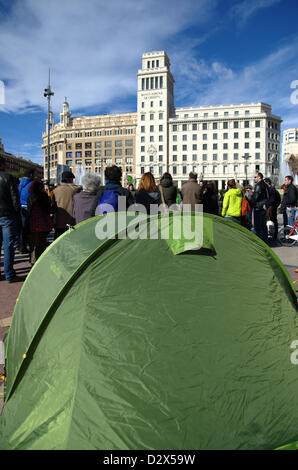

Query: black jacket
[0,171,20,217]
[159,178,177,208]
[252,180,269,210]
[282,183,297,208]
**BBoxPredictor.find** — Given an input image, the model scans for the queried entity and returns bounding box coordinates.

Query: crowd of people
[0,153,297,283]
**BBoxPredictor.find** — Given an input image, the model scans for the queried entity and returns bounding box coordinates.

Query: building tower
[136,51,175,182]
[60,98,71,127]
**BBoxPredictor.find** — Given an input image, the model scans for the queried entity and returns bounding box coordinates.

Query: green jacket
[222,188,243,217]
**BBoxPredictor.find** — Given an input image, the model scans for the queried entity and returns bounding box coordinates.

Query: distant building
[42,104,137,185]
[43,51,282,188]
[282,128,298,161]
[0,137,44,179]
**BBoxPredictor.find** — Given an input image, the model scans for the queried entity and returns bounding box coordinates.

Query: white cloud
[230,0,281,27]
[0,0,217,114]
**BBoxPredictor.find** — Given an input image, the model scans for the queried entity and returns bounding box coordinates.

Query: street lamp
[44,69,54,182]
[242,154,251,186]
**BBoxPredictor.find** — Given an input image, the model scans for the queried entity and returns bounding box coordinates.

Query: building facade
[43,51,282,188]
[42,104,137,184]
[282,128,298,161]
[0,137,44,179]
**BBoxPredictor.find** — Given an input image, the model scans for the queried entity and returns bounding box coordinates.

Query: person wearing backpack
[264,178,280,240]
[91,165,134,216]
[18,168,35,253]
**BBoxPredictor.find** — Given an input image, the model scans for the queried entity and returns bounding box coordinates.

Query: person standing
[264,178,280,239]
[0,156,21,282]
[202,181,219,216]
[282,175,297,227]
[252,172,269,243]
[52,171,80,238]
[18,168,35,253]
[72,173,101,224]
[159,172,177,210]
[27,180,54,266]
[221,179,243,224]
[135,172,161,214]
[180,172,202,212]
[91,165,134,216]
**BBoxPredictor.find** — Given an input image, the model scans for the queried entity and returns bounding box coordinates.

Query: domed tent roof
[0,212,297,450]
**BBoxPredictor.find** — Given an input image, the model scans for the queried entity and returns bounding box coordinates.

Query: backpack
[97,188,120,215]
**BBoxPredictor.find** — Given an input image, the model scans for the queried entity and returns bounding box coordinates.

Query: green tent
[0,212,297,450]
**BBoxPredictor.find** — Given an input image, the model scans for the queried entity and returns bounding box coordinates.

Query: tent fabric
[0,213,297,450]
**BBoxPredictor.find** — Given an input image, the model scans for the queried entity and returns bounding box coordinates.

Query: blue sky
[0,0,297,166]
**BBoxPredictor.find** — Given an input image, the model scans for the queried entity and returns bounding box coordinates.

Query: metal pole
[44,69,54,182]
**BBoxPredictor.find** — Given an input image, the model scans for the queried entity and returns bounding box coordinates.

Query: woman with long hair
[135,172,161,214]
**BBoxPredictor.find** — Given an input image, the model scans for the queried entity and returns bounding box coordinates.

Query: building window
[95,142,102,148]
[85,142,92,148]
[66,152,72,158]
[75,143,82,149]
[85,151,92,157]
[223,122,228,129]
[105,150,112,156]
[234,121,239,128]
[192,154,197,161]
[141,114,145,121]
[183,166,187,174]
[115,149,122,156]
[234,153,239,160]
[223,153,228,160]
[95,150,101,156]
[256,142,260,148]
[213,123,218,130]
[255,120,260,127]
[255,153,260,159]
[203,154,207,161]
[173,125,177,131]
[105,141,112,148]
[182,124,187,131]
[213,133,217,140]
[125,140,133,147]
[150,126,154,132]
[203,123,207,130]
[183,155,187,161]
[126,148,133,156]
[75,151,82,157]
[141,167,145,174]
[173,166,177,175]
[244,121,249,128]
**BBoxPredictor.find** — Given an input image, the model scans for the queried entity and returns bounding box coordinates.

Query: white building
[136,51,282,189]
[282,128,298,161]
[44,50,282,188]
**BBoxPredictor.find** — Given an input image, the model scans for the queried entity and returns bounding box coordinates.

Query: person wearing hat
[52,171,80,238]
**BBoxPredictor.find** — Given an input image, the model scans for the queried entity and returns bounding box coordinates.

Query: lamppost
[242,154,251,186]
[44,69,54,182]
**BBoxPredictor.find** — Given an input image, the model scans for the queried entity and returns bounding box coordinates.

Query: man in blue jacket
[18,168,35,253]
